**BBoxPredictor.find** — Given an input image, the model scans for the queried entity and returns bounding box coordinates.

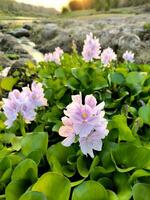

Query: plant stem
[19,114,26,137]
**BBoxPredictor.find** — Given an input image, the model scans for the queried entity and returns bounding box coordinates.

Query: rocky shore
[0,12,150,75]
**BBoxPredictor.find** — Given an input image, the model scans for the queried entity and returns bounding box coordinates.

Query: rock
[0,34,29,55]
[118,33,142,51]
[38,31,73,53]
[0,23,8,30]
[0,34,20,51]
[136,47,150,64]
[9,28,30,38]
[23,24,32,30]
[41,23,59,40]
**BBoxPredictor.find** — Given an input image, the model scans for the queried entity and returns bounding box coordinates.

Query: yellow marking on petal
[82,112,88,119]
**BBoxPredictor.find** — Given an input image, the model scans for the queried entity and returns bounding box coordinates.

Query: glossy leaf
[109,115,135,142]
[6,179,30,200]
[21,132,48,157]
[138,105,150,126]
[32,172,71,200]
[110,72,125,85]
[133,183,150,200]
[11,159,37,183]
[1,77,18,91]
[47,142,76,174]
[19,191,47,200]
[72,180,108,200]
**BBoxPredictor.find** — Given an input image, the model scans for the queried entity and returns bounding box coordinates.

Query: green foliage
[144,23,150,31]
[133,183,150,200]
[19,191,47,200]
[72,180,108,200]
[94,0,149,11]
[32,172,71,200]
[0,77,18,91]
[0,0,57,18]
[0,51,149,199]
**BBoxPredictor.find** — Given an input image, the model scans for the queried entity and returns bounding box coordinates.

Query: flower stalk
[19,114,26,137]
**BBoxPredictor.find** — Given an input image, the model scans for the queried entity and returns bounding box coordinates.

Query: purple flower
[59,93,109,158]
[2,82,47,128]
[30,82,47,107]
[44,47,64,65]
[123,50,134,63]
[79,130,103,158]
[101,47,117,66]
[44,53,53,62]
[2,98,18,128]
[59,117,76,147]
[20,102,36,124]
[82,33,101,62]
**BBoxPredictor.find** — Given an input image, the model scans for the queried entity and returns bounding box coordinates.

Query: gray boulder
[9,28,30,38]
[0,34,29,55]
[41,23,59,40]
[23,24,32,30]
[118,33,142,51]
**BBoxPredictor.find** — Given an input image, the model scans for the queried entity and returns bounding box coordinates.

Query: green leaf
[72,180,108,200]
[62,165,76,177]
[11,159,37,183]
[32,172,71,200]
[107,190,119,200]
[111,153,135,172]
[111,143,150,170]
[110,115,135,142]
[110,72,125,85]
[54,68,65,78]
[90,166,114,180]
[114,173,132,200]
[6,179,30,200]
[19,191,47,200]
[66,77,80,90]
[77,156,91,178]
[0,157,12,183]
[90,75,108,90]
[27,150,42,165]
[126,72,147,93]
[47,142,76,174]
[77,155,100,178]
[138,105,150,125]
[1,77,18,91]
[133,183,150,200]
[21,132,48,156]
[129,169,150,184]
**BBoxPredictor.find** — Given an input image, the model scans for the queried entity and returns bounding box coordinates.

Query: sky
[16,0,71,11]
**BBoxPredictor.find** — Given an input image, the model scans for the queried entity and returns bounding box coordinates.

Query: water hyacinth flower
[2,81,47,128]
[101,47,117,66]
[59,93,109,158]
[82,33,101,62]
[44,47,63,65]
[123,50,134,63]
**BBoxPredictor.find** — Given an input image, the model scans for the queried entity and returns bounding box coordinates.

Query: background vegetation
[68,0,150,11]
[0,0,57,17]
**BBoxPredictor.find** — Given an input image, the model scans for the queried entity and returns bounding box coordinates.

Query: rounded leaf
[19,191,47,200]
[72,180,108,200]
[11,159,37,183]
[6,179,30,200]
[32,172,71,200]
[21,132,48,156]
[133,183,150,200]
[138,105,150,126]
